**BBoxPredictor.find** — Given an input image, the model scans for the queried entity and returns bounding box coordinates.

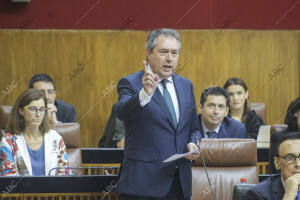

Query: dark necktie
[162,79,177,127]
[207,131,218,138]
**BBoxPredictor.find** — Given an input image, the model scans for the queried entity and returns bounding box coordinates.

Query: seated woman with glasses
[224,78,264,139]
[0,89,69,176]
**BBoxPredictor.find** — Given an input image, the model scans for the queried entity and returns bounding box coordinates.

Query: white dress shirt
[202,121,221,138]
[139,65,179,123]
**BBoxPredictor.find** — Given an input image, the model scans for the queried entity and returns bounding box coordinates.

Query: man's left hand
[185,143,200,161]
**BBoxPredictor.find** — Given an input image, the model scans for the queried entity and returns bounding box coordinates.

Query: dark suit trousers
[119,169,190,200]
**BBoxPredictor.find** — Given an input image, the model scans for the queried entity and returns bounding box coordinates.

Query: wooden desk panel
[2,193,119,200]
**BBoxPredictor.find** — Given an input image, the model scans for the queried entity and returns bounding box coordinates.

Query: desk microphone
[195,138,216,200]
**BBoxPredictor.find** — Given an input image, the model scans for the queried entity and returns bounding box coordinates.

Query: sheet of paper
[163,150,198,163]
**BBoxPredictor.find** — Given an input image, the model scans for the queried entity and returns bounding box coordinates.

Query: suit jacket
[245,174,284,200]
[198,115,247,138]
[115,71,201,198]
[55,99,77,123]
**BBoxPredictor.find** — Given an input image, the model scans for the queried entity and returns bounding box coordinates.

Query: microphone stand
[196,139,216,200]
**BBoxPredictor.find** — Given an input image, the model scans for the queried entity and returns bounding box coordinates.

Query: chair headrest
[250,102,266,124]
[0,105,12,129]
[270,124,288,136]
[194,139,257,167]
[54,123,81,148]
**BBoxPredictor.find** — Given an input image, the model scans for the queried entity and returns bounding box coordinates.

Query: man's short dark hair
[275,132,300,156]
[200,87,230,107]
[284,96,300,132]
[29,73,56,90]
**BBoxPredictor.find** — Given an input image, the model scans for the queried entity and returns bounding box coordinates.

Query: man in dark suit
[29,73,76,124]
[198,87,246,138]
[245,132,300,200]
[115,29,201,199]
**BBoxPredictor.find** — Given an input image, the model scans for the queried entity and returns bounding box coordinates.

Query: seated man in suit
[246,132,300,200]
[198,87,247,138]
[29,73,77,124]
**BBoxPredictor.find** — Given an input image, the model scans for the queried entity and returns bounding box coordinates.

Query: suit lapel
[137,71,174,128]
[152,88,176,129]
[218,121,227,138]
[198,115,205,138]
[140,71,181,130]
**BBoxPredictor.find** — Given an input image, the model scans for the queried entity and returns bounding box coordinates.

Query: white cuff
[139,88,153,107]
[187,143,198,150]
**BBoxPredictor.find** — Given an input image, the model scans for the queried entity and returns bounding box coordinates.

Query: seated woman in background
[270,96,300,173]
[224,78,264,139]
[0,89,69,176]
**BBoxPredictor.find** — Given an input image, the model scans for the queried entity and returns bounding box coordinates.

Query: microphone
[195,138,216,200]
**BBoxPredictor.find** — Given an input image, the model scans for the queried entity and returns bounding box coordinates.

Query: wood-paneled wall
[0,30,299,147]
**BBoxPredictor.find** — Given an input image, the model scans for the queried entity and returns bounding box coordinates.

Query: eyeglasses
[277,154,300,165]
[24,106,48,114]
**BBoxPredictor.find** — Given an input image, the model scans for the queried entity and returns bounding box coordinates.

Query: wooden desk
[0,175,119,200]
[80,147,271,175]
[81,148,123,175]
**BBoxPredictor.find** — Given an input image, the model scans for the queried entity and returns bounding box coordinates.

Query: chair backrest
[270,124,288,137]
[232,184,256,200]
[250,102,267,124]
[0,105,12,130]
[54,123,82,169]
[192,139,258,200]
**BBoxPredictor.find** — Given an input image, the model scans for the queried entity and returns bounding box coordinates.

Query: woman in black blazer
[224,77,264,140]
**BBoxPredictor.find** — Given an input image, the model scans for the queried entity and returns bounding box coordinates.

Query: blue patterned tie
[208,131,218,138]
[162,80,177,127]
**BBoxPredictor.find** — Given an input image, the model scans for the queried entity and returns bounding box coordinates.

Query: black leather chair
[232,184,256,200]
